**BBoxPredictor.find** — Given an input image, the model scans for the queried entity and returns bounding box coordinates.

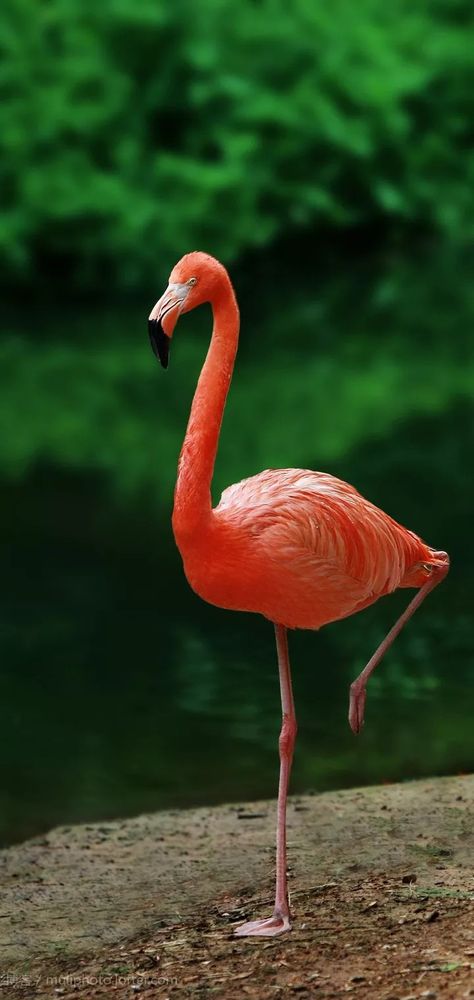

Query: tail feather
[400,547,449,589]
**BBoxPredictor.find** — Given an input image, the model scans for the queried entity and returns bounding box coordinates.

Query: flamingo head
[148,252,229,367]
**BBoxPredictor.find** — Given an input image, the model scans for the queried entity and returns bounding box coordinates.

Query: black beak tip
[148,319,170,369]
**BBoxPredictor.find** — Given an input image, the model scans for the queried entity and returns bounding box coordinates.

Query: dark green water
[1,249,473,847]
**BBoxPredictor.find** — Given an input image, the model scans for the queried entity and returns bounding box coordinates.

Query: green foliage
[1,0,473,289]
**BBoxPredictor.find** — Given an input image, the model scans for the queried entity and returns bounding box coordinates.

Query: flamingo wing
[216,468,428,609]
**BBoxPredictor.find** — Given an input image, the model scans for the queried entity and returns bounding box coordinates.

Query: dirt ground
[1,775,473,999]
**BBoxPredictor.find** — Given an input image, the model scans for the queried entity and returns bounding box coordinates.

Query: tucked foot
[349,681,366,734]
[233,913,291,937]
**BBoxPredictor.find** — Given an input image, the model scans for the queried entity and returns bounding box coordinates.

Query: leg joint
[279,713,297,757]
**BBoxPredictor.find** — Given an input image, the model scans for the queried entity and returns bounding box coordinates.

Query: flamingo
[148,252,449,938]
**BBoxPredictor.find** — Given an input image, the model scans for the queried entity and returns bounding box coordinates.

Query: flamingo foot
[349,681,366,735]
[233,913,291,937]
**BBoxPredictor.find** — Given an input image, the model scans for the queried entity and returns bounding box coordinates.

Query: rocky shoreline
[1,775,472,998]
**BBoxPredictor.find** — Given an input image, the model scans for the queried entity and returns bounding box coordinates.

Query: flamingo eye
[187,277,197,286]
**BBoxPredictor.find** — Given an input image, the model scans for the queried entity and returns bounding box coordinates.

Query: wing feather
[217,468,422,598]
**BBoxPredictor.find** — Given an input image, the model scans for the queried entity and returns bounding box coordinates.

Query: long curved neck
[172,279,239,542]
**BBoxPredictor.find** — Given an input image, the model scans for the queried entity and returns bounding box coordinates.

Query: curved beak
[148,282,190,368]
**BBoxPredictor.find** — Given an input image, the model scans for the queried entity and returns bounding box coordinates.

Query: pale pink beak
[148,282,190,367]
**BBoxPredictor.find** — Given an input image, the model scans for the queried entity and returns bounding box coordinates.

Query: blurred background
[0,0,473,847]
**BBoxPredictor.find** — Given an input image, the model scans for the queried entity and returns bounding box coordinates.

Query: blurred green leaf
[0,0,473,289]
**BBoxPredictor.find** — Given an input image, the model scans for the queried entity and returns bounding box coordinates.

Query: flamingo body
[148,251,449,938]
[178,467,443,631]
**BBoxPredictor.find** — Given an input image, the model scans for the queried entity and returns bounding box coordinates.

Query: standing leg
[349,559,449,734]
[234,624,297,937]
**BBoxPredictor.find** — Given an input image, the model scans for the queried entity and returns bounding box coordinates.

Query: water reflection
[0,256,473,846]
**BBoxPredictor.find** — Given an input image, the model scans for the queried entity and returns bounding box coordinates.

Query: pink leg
[349,559,449,734]
[234,624,297,937]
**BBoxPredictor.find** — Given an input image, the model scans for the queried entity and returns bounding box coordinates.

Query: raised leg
[349,557,449,734]
[234,624,297,937]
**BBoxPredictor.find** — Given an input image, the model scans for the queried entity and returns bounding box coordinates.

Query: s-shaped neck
[172,280,240,544]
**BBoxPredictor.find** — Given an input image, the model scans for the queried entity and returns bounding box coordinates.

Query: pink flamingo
[148,252,449,937]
